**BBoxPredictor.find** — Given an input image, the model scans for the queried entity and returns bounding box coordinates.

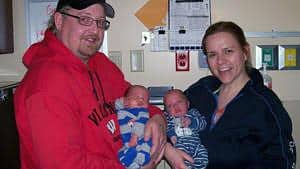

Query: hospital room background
[0,0,300,168]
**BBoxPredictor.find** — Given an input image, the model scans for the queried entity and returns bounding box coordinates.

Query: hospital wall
[0,0,299,168]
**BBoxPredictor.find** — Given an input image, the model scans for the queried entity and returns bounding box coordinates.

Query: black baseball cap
[56,0,115,18]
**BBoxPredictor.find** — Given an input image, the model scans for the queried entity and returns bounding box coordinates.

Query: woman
[164,21,296,169]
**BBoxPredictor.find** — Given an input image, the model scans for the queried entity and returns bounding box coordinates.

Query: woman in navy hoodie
[164,21,296,169]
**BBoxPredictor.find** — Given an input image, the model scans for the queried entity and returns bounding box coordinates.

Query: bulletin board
[135,0,211,52]
[168,0,211,51]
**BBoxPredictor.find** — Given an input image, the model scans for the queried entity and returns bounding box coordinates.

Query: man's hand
[142,114,167,168]
[164,143,194,169]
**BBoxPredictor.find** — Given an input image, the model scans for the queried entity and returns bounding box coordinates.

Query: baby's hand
[181,117,191,128]
[128,134,138,147]
[115,97,125,110]
[170,136,177,145]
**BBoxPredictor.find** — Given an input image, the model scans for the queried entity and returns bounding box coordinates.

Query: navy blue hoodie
[184,68,296,169]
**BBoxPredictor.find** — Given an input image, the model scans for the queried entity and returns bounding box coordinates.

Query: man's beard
[79,35,103,59]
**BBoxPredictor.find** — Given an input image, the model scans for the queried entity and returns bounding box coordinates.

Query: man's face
[55,4,106,63]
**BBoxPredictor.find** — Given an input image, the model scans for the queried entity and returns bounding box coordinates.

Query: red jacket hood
[23,29,87,71]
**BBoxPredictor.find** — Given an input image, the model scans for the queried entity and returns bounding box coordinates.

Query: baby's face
[164,93,189,117]
[125,87,149,108]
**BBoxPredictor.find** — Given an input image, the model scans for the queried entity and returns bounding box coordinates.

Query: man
[14,0,166,168]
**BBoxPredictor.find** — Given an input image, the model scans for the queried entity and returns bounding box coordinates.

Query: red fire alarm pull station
[175,50,190,71]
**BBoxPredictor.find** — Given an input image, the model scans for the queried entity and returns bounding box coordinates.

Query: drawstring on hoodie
[88,71,100,101]
[88,70,115,116]
[94,72,107,103]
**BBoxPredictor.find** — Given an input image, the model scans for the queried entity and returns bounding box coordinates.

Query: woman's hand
[164,143,194,169]
[142,114,167,168]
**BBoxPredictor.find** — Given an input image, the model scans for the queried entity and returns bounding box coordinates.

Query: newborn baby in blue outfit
[164,89,208,169]
[116,85,152,169]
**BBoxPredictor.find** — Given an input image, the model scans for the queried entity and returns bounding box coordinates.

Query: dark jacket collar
[187,68,264,92]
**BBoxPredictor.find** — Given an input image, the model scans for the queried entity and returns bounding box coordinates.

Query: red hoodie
[14,30,161,169]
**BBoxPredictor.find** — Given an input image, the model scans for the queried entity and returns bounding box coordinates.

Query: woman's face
[205,32,249,85]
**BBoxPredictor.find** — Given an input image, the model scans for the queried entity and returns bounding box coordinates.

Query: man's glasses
[60,12,110,30]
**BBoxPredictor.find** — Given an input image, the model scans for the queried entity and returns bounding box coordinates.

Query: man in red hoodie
[14,0,166,169]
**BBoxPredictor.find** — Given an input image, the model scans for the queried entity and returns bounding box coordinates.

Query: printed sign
[285,48,297,67]
[262,48,274,66]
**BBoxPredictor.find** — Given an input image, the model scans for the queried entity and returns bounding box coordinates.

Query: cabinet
[0,82,19,169]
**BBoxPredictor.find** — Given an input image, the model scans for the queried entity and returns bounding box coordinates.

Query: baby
[164,89,208,169]
[116,85,151,169]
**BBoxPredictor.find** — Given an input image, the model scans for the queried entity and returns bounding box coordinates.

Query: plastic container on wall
[262,63,272,89]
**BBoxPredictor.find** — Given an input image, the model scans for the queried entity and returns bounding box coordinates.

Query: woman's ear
[243,44,250,61]
[54,12,63,31]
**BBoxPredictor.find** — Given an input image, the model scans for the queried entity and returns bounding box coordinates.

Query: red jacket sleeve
[148,105,163,117]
